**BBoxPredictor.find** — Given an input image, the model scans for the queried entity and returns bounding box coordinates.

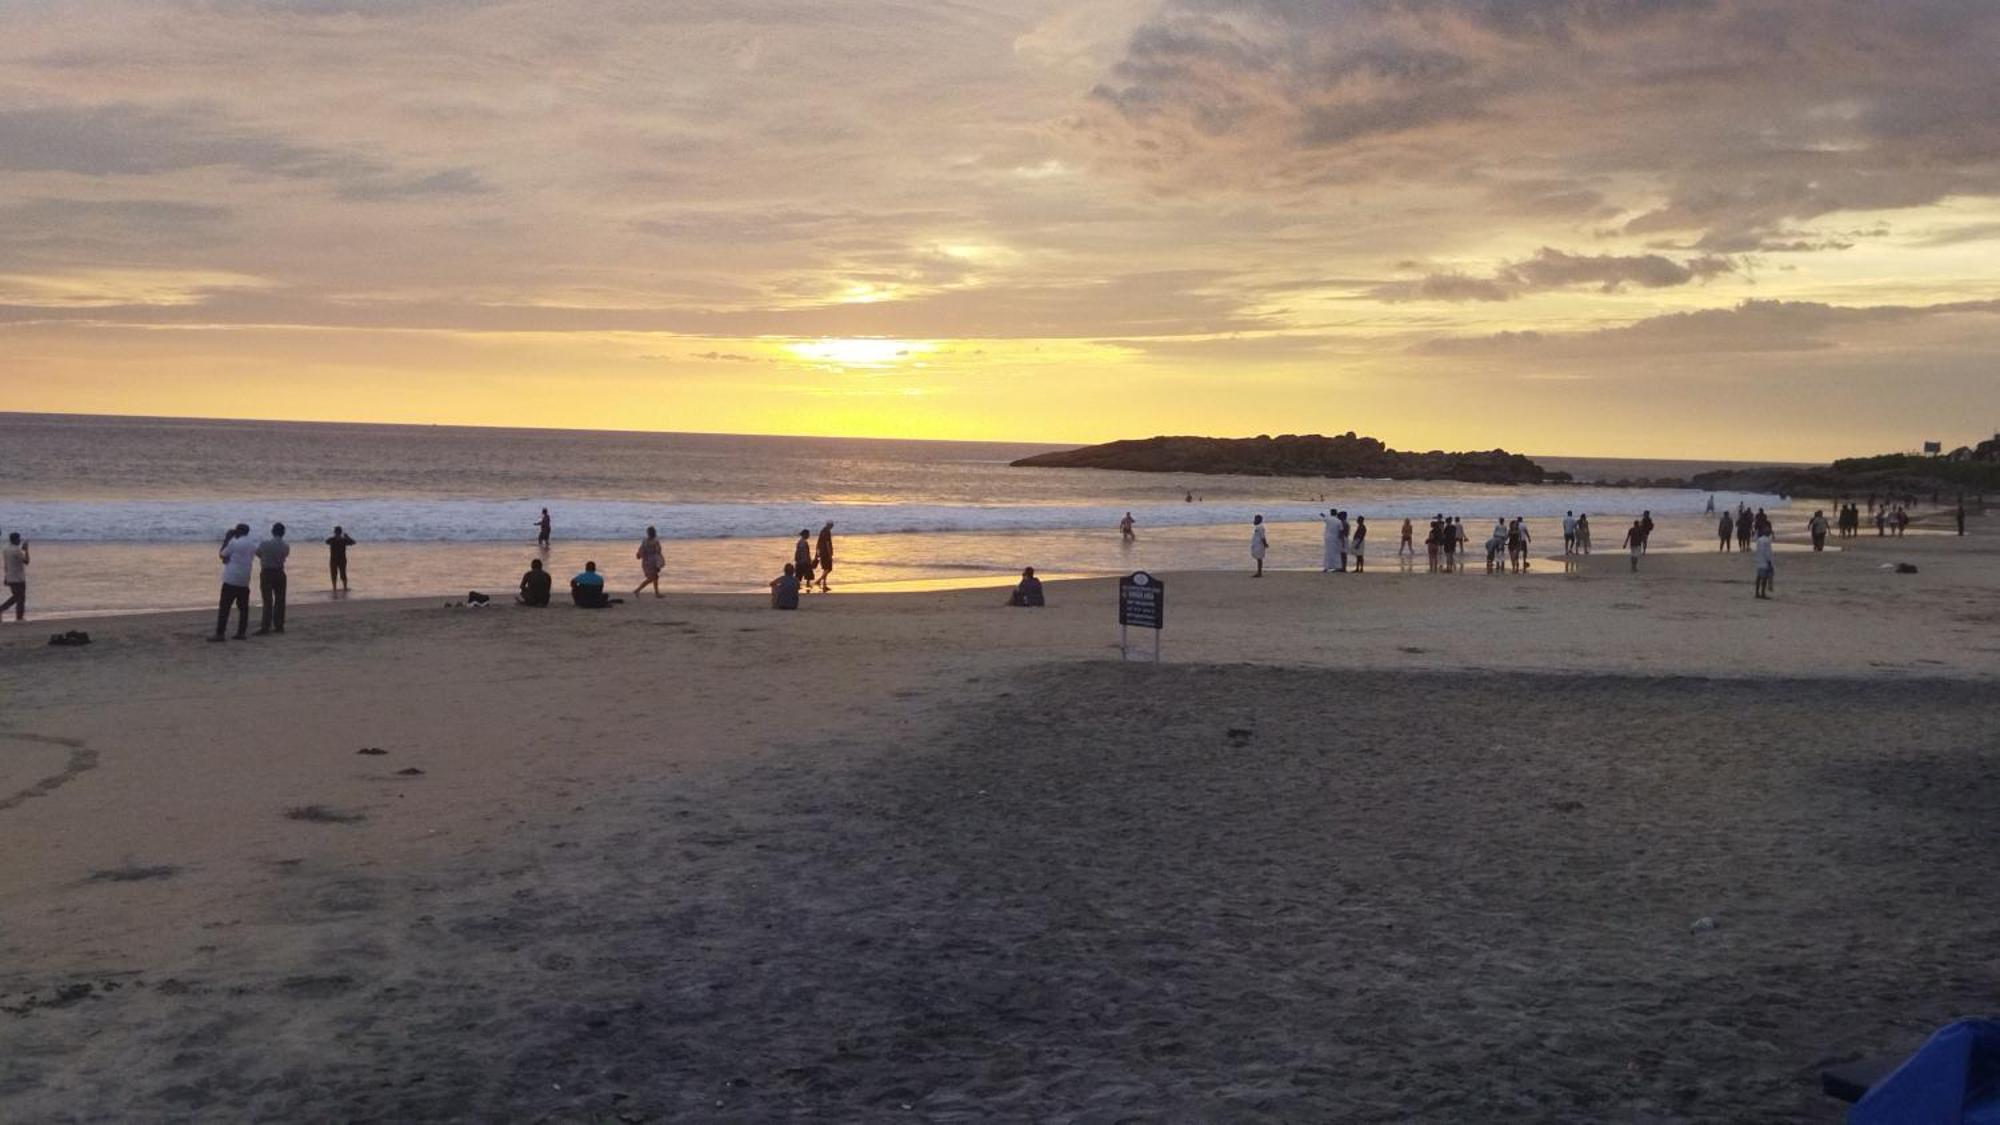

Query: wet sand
[0,513,1994,1121]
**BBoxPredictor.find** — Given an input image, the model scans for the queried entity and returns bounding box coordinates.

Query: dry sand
[0,514,1995,1121]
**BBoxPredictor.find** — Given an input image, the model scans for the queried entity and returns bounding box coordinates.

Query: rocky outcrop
[1689,453,2000,498]
[1011,433,1567,484]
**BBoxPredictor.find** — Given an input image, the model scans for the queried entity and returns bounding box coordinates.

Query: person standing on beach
[0,532,27,622]
[1718,512,1733,551]
[1737,507,1754,551]
[1351,516,1367,573]
[255,522,290,635]
[1119,512,1136,544]
[212,523,257,641]
[325,526,355,591]
[815,521,834,592]
[1321,509,1340,573]
[1753,530,1775,599]
[1621,520,1644,572]
[1958,497,1967,536]
[1562,510,1577,555]
[1808,510,1829,551]
[1575,513,1591,554]
[1425,517,1441,572]
[1337,510,1352,572]
[793,530,816,590]
[535,508,552,548]
[1637,510,1655,553]
[1399,518,1414,558]
[1250,515,1268,577]
[635,526,665,598]
[1442,517,1459,573]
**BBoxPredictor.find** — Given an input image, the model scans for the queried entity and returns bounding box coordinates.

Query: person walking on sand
[1808,510,1829,552]
[1621,520,1644,573]
[1250,515,1268,577]
[1119,511,1136,544]
[1718,512,1734,551]
[255,522,290,635]
[635,525,665,598]
[1351,516,1368,573]
[1575,512,1592,554]
[1516,518,1532,571]
[1399,518,1414,558]
[793,530,816,590]
[212,523,257,641]
[0,532,27,622]
[1562,510,1577,555]
[815,521,835,592]
[1637,510,1655,553]
[535,507,552,549]
[1321,509,1340,573]
[1753,529,1775,599]
[325,525,355,591]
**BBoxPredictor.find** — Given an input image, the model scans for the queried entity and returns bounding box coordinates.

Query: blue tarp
[1852,1020,2000,1125]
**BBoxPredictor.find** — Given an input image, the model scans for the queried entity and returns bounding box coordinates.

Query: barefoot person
[211,523,257,642]
[535,507,552,549]
[1119,512,1136,544]
[815,521,835,592]
[1250,515,1269,578]
[0,532,26,622]
[793,530,816,592]
[1351,516,1368,573]
[1321,509,1340,573]
[1398,518,1414,558]
[1621,520,1645,573]
[325,525,355,591]
[635,526,665,598]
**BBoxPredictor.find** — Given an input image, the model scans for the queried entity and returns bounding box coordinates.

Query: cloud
[0,103,340,177]
[1372,247,1734,301]
[1083,1,2000,248]
[1417,298,2000,356]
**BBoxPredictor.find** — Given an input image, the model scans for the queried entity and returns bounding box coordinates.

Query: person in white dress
[1321,510,1340,572]
[1251,515,1269,578]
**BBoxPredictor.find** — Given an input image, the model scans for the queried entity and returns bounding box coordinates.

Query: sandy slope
[0,515,1993,1120]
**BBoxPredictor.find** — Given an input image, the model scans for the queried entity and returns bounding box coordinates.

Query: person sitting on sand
[571,561,610,608]
[1753,530,1775,599]
[1622,520,1644,572]
[1250,515,1268,578]
[517,558,552,606]
[1007,566,1045,607]
[770,562,800,610]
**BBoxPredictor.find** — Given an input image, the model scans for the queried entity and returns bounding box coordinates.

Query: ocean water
[0,413,1788,618]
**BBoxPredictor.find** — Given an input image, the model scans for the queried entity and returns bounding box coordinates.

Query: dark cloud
[1373,247,1734,301]
[0,104,342,177]
[1417,298,2000,355]
[337,167,492,202]
[1085,1,2000,247]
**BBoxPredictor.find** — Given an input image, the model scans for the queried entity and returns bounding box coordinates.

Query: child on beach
[1250,516,1268,577]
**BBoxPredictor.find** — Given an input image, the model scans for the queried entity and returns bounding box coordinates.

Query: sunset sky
[3,0,1998,459]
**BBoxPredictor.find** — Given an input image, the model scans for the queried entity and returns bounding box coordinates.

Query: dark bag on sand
[47,631,92,647]
[466,591,492,606]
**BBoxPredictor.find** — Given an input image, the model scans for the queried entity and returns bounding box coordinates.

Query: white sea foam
[2,489,1778,543]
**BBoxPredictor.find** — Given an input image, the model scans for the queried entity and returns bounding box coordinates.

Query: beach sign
[1118,571,1164,661]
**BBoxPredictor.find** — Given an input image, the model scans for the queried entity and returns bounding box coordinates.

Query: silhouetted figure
[635,526,664,598]
[325,526,355,591]
[0,532,27,622]
[536,507,552,548]
[255,522,290,635]
[1753,532,1775,599]
[815,521,835,592]
[517,558,551,606]
[1249,515,1268,577]
[793,530,816,590]
[770,562,800,609]
[1007,566,1045,607]
[571,561,609,608]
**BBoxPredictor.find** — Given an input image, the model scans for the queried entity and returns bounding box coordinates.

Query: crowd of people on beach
[0,488,1980,630]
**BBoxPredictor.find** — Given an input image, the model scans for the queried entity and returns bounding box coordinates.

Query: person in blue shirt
[769,562,801,609]
[570,561,609,608]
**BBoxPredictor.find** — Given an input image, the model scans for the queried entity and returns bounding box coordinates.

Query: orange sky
[3,1,1999,460]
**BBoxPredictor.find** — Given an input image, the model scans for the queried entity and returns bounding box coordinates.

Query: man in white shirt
[255,522,292,635]
[1,532,27,621]
[212,523,258,641]
[1753,532,1775,599]
[1561,511,1577,555]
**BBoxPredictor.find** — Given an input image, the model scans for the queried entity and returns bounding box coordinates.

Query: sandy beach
[2,513,1995,1121]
